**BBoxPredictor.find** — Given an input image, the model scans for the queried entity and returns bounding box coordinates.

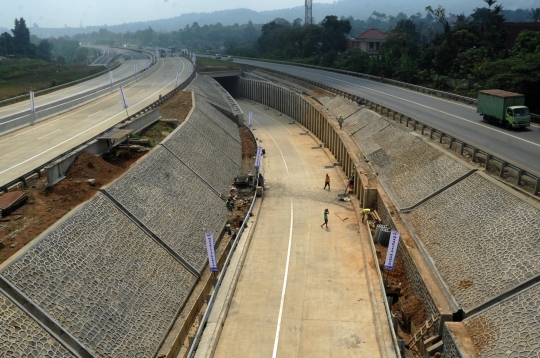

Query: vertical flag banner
[134,63,137,75]
[29,91,35,113]
[254,146,263,170]
[384,231,401,271]
[155,48,159,60]
[249,112,253,127]
[205,232,218,272]
[175,71,180,87]
[109,71,113,86]
[146,58,149,69]
[119,86,128,110]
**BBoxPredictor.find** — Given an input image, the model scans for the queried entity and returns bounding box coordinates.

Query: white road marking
[275,66,540,148]
[0,59,186,176]
[272,199,294,358]
[249,106,293,135]
[37,129,60,140]
[87,110,102,117]
[0,58,169,144]
[244,103,293,357]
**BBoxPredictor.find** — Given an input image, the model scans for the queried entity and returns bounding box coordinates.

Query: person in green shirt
[338,115,344,129]
[321,208,329,228]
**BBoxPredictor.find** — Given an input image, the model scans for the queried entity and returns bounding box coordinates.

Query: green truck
[477,90,531,129]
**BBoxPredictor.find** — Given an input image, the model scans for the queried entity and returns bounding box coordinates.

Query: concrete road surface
[0,56,191,187]
[0,47,149,124]
[213,100,396,358]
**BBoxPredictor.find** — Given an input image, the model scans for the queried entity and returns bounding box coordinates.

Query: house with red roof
[347,29,389,55]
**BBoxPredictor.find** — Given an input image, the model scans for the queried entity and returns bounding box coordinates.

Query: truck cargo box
[477,90,526,120]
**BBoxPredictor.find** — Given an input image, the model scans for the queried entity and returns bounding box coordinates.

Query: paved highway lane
[232,58,540,175]
[0,56,190,186]
[0,47,150,123]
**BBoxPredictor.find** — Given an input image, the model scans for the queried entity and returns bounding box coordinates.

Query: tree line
[1,17,90,64]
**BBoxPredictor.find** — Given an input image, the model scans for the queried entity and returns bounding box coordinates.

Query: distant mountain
[29,0,538,38]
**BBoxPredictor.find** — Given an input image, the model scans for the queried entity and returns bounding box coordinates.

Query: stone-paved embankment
[0,291,76,358]
[321,96,471,209]
[321,94,540,356]
[462,282,540,358]
[0,78,242,358]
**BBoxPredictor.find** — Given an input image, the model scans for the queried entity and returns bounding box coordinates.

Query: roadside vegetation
[0,60,104,101]
[0,17,102,102]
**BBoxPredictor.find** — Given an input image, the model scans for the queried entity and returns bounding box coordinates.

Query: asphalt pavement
[228,57,540,176]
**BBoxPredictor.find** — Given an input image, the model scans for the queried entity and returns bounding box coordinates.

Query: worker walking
[321,208,329,228]
[324,173,330,190]
[362,208,371,223]
[338,115,344,129]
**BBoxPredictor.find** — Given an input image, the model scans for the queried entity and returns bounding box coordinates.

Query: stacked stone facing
[0,292,76,358]
[0,87,241,357]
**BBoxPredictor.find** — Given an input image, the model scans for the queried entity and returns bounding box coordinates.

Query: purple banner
[249,112,253,126]
[254,146,263,170]
[205,232,218,272]
[384,231,401,271]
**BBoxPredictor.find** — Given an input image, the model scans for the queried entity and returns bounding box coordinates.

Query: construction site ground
[0,90,193,265]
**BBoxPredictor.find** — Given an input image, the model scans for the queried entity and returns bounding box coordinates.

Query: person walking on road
[324,173,330,190]
[321,208,329,228]
[338,115,344,129]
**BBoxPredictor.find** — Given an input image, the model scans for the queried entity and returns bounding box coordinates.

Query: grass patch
[0,59,104,102]
[197,57,241,68]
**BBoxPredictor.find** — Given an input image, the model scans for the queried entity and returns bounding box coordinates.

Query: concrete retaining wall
[235,76,540,357]
[0,88,241,356]
[443,322,479,358]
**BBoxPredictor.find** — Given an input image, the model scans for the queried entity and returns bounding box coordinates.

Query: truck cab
[505,106,531,128]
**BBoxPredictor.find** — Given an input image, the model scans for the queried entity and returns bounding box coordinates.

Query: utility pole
[305,0,313,26]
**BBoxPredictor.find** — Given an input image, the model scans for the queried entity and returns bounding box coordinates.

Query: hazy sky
[0,0,334,29]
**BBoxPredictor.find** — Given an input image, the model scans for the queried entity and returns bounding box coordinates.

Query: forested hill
[24,0,536,38]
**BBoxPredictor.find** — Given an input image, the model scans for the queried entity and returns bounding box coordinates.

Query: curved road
[232,58,540,175]
[0,55,191,187]
[0,47,150,123]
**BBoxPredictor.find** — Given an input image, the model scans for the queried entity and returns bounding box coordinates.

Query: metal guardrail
[242,63,540,197]
[0,47,155,107]
[0,62,123,107]
[0,56,196,193]
[224,54,540,120]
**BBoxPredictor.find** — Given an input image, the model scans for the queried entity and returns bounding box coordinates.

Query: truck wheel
[504,121,512,130]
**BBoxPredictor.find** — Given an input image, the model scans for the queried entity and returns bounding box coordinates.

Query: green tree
[320,15,351,53]
[11,17,30,57]
[37,39,53,62]
[529,8,540,22]
[56,55,66,65]
[0,32,13,57]
[75,47,89,62]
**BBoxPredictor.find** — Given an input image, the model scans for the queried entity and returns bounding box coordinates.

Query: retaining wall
[233,76,540,356]
[0,88,241,356]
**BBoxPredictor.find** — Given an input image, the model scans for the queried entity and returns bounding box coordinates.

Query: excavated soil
[0,151,147,265]
[159,90,193,120]
[375,242,427,350]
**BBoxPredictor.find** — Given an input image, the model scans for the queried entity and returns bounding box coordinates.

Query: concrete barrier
[44,109,161,186]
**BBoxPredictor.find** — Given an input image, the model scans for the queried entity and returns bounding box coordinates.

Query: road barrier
[0,53,159,137]
[241,63,540,197]
[0,56,196,194]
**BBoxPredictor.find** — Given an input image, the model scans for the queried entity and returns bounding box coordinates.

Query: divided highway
[0,55,191,187]
[232,58,540,175]
[0,47,149,122]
